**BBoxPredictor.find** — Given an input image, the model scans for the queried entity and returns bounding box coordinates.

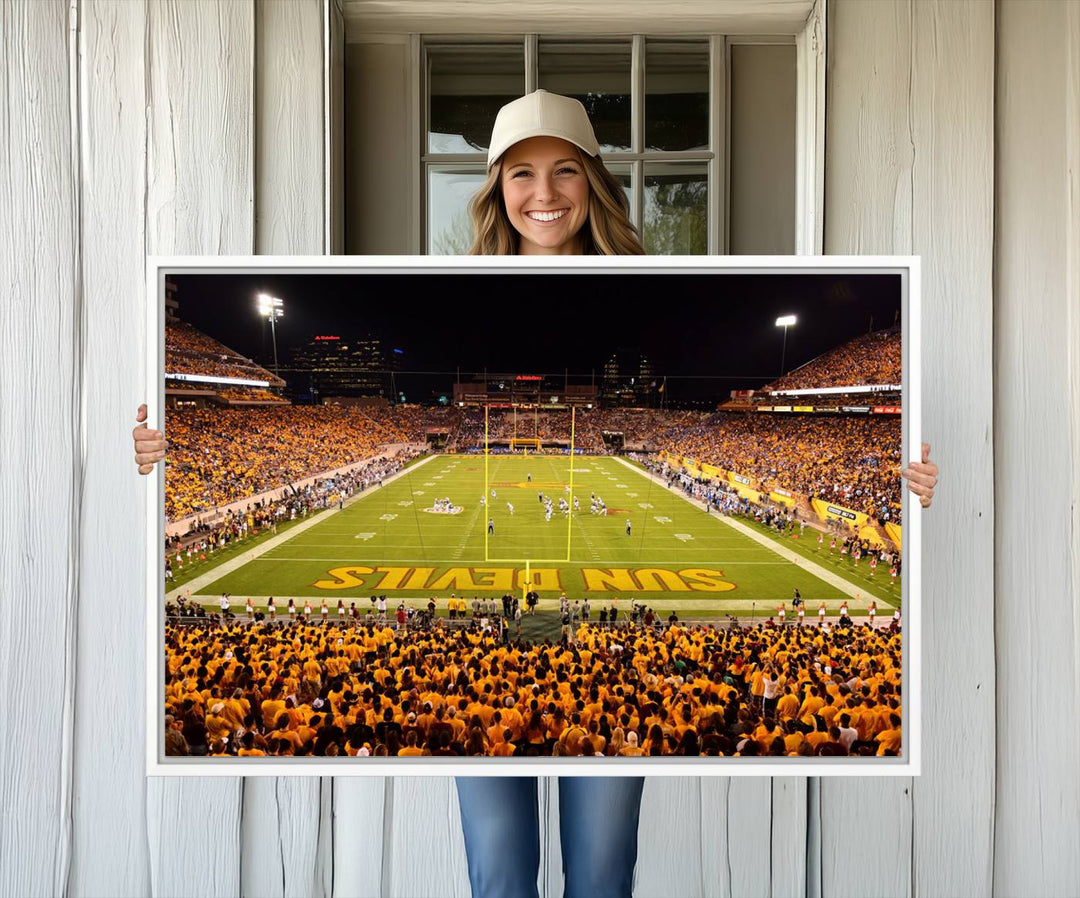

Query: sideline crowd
[165,616,901,760]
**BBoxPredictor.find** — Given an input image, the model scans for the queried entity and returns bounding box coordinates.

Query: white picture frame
[146,254,920,777]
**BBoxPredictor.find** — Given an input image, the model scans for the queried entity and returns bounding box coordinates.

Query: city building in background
[601,348,657,407]
[289,334,394,404]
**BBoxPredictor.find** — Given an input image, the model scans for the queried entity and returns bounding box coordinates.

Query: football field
[189,454,891,616]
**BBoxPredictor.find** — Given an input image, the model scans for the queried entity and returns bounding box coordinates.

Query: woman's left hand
[902,442,938,508]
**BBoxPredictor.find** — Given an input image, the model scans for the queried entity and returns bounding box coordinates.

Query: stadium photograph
[159,266,908,765]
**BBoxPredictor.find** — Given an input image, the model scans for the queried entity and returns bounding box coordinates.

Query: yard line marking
[275,534,757,546]
[452,489,485,559]
[571,518,604,561]
[252,556,790,565]
[265,541,763,552]
[268,543,476,550]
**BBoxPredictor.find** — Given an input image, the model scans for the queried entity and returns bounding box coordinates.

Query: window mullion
[525,34,537,93]
[709,34,726,256]
[631,34,645,233]
[723,37,733,255]
[418,38,429,254]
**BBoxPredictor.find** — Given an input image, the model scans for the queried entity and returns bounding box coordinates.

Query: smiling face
[499,136,591,255]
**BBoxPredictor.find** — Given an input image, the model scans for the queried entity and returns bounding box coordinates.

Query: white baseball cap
[486,90,600,169]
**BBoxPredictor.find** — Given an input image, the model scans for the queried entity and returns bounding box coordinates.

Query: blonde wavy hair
[468,148,645,256]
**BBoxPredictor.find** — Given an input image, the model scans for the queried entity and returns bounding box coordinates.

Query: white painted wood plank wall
[245,4,330,898]
[824,3,996,897]
[994,2,1080,894]
[0,2,77,896]
[72,1,152,895]
[142,1,253,893]
[1,2,1077,897]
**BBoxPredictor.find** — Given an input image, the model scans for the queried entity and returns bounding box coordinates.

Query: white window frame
[404,1,825,256]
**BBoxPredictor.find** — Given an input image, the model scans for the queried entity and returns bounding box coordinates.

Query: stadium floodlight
[775,315,797,375]
[257,293,285,376]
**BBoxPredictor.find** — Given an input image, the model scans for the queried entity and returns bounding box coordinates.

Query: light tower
[775,314,797,376]
[257,293,284,376]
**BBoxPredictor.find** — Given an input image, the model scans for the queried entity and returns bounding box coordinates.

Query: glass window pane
[604,163,634,219]
[428,44,524,154]
[538,40,632,153]
[645,40,709,152]
[428,167,487,254]
[729,44,796,254]
[643,163,708,255]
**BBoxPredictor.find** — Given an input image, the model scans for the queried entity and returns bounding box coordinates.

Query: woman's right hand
[133,403,167,474]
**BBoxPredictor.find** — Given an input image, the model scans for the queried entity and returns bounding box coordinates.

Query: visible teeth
[528,210,566,222]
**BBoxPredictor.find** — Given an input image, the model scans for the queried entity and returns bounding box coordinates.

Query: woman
[135,89,939,898]
[451,89,649,898]
[466,91,643,257]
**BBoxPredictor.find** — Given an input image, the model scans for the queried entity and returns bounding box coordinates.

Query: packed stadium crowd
[659,414,901,524]
[164,617,901,759]
[166,319,285,386]
[766,328,901,392]
[164,406,425,520]
[597,409,699,445]
[217,387,290,403]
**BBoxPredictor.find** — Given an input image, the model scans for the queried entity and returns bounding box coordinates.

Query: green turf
[188,454,889,616]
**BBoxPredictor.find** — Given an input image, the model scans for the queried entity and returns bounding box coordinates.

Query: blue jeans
[455,776,645,898]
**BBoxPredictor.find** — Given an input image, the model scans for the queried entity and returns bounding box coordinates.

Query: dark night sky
[169,272,901,404]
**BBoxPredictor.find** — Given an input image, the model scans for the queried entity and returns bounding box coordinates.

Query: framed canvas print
[146,255,921,776]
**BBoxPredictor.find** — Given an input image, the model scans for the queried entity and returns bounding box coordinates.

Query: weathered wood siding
[1,2,1076,897]
[993,1,1080,894]
[824,2,996,897]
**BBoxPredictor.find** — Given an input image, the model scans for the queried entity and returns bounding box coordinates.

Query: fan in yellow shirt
[559,713,588,756]
[618,731,645,757]
[875,713,902,755]
[205,703,231,742]
[797,686,826,724]
[237,732,266,757]
[397,731,425,756]
[261,692,287,729]
[492,730,517,756]
[775,687,800,722]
